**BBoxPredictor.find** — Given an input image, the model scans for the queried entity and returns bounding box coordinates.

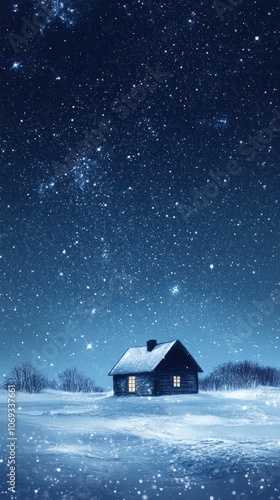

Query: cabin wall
[113,375,127,396]
[134,373,154,396]
[154,370,198,395]
[113,373,154,396]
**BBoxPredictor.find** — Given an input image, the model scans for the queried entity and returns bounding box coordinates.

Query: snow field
[0,387,279,499]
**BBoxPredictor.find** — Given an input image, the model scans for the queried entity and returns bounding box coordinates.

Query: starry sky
[0,0,279,389]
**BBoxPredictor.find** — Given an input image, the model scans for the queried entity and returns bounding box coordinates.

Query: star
[11,61,22,71]
[170,285,179,296]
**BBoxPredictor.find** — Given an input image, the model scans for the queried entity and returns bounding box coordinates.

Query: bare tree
[45,378,59,390]
[58,367,103,392]
[3,362,48,393]
[200,361,280,391]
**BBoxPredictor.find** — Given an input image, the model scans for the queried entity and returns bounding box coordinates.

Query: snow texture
[1,387,280,499]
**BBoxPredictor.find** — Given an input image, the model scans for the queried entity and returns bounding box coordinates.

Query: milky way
[0,0,279,387]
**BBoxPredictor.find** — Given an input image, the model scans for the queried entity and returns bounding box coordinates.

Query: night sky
[0,0,279,389]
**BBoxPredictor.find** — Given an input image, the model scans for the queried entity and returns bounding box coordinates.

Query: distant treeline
[2,362,104,394]
[3,360,279,394]
[200,360,280,391]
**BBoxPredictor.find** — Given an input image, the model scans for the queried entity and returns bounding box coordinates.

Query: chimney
[147,339,157,352]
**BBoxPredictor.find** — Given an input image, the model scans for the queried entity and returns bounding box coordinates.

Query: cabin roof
[108,340,203,375]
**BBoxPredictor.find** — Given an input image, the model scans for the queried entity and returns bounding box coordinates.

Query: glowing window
[128,376,136,392]
[173,376,181,388]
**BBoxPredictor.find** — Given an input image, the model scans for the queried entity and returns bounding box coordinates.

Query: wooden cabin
[108,339,203,396]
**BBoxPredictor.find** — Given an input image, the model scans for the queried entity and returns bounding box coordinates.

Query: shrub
[3,362,48,393]
[58,367,104,392]
[200,361,280,391]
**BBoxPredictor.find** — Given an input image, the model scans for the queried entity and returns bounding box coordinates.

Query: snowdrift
[0,387,279,499]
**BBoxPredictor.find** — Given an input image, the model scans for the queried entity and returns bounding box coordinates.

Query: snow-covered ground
[0,387,279,499]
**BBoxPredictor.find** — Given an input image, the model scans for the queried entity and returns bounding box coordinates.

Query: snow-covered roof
[109,341,177,375]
